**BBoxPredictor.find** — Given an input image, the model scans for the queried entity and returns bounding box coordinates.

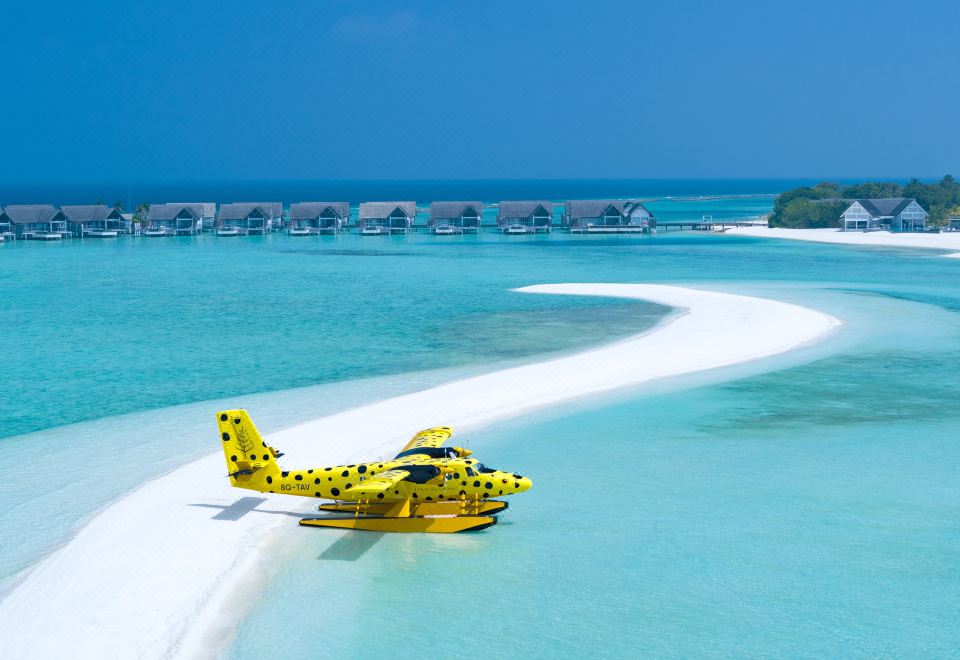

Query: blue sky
[2,0,957,182]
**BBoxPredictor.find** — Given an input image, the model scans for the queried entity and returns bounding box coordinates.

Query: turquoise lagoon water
[2,194,959,656]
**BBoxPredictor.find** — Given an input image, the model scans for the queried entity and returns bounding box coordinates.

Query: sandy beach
[727,227,960,257]
[0,283,841,659]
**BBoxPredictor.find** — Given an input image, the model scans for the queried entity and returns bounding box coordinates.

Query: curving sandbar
[0,284,840,659]
[727,226,960,258]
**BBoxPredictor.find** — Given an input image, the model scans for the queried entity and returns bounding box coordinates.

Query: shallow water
[228,287,960,659]
[3,191,960,655]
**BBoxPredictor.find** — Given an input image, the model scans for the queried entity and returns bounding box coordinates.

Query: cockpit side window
[401,465,442,484]
[475,463,496,474]
[465,467,477,477]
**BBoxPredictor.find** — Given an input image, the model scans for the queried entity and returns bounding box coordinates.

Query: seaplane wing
[342,469,410,496]
[399,426,454,452]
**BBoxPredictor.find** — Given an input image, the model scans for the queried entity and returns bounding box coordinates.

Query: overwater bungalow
[170,202,216,231]
[217,203,283,235]
[146,204,204,236]
[0,210,12,239]
[563,200,654,233]
[429,202,483,234]
[497,201,553,234]
[358,202,415,235]
[840,198,928,232]
[1,205,69,240]
[61,204,130,237]
[288,202,349,235]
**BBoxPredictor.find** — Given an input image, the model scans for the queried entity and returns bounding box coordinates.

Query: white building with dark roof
[563,200,654,233]
[840,198,927,232]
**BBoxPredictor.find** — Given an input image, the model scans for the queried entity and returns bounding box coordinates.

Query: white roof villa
[840,198,927,232]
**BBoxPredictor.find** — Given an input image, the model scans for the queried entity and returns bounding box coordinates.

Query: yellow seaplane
[217,409,532,533]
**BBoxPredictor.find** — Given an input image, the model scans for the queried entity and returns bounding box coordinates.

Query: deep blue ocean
[0,178,814,207]
[1,181,957,658]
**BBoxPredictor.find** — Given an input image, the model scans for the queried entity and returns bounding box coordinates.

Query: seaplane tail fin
[216,409,281,491]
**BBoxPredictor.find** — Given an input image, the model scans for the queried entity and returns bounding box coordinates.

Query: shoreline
[726,226,960,257]
[0,283,841,659]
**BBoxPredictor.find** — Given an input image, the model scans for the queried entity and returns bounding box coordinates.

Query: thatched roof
[498,201,553,219]
[218,202,282,221]
[1,205,64,223]
[61,205,122,222]
[430,202,483,219]
[290,202,349,220]
[170,202,216,218]
[147,204,203,221]
[359,202,415,219]
[565,200,652,218]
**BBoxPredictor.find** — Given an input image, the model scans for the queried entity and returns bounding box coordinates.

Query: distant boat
[360,226,385,236]
[433,225,455,235]
[217,227,240,237]
[287,227,311,236]
[504,224,527,235]
[144,228,169,237]
[86,229,118,238]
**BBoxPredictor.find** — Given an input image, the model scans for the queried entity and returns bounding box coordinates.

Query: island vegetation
[769,175,960,228]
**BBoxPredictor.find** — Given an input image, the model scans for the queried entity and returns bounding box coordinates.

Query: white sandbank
[0,284,840,659]
[726,226,960,258]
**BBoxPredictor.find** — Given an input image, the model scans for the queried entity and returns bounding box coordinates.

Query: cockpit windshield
[474,463,496,474]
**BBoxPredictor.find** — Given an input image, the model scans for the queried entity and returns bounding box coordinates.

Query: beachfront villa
[358,202,415,234]
[288,202,350,234]
[147,204,204,236]
[840,198,928,232]
[61,205,130,237]
[497,201,553,233]
[218,203,283,235]
[428,202,483,233]
[949,217,960,231]
[563,200,654,233]
[1,205,69,240]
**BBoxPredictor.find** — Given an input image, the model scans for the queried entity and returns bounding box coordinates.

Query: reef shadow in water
[698,351,960,433]
[424,301,670,362]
